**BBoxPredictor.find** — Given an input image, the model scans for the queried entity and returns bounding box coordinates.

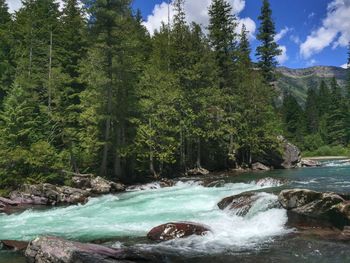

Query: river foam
[0,179,289,254]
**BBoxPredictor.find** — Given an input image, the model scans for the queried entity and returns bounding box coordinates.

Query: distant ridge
[276,66,348,104]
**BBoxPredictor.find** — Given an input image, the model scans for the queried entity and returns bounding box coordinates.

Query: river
[1,159,350,262]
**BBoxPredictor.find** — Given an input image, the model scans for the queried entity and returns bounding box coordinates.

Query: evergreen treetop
[256,0,281,83]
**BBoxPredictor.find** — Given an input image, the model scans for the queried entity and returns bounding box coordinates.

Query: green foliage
[256,0,281,83]
[0,0,14,104]
[303,145,350,158]
[0,0,284,189]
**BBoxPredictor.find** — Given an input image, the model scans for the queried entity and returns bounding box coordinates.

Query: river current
[1,159,350,262]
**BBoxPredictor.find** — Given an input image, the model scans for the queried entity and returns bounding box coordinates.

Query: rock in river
[147,222,211,241]
[217,192,260,216]
[279,189,350,229]
[252,162,271,171]
[25,236,160,263]
[0,240,29,251]
[299,159,321,167]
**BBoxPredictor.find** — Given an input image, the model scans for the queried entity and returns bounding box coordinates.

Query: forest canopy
[0,0,348,191]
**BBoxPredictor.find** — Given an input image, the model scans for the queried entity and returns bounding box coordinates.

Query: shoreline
[304,156,350,160]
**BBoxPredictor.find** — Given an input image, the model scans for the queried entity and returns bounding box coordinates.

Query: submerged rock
[217,192,259,216]
[0,240,29,251]
[25,236,160,263]
[126,179,175,192]
[279,189,350,229]
[255,177,286,187]
[147,222,210,242]
[252,162,270,171]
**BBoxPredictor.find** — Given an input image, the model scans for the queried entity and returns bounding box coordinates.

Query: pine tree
[318,80,331,117]
[52,0,88,172]
[80,0,149,179]
[235,27,280,166]
[12,0,62,107]
[208,0,240,168]
[346,42,350,143]
[0,0,14,104]
[208,0,237,90]
[326,78,347,145]
[281,93,305,143]
[256,0,281,83]
[305,87,319,134]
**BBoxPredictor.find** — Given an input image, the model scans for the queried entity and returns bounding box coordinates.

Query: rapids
[1,159,350,262]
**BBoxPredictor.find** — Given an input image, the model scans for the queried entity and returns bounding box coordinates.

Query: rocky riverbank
[0,175,125,214]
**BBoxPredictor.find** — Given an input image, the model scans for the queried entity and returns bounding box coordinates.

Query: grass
[303,145,350,158]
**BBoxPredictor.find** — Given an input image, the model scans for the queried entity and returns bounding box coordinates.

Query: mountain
[276,66,348,104]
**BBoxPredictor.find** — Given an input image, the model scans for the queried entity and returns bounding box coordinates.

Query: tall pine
[256,0,281,83]
[0,0,14,104]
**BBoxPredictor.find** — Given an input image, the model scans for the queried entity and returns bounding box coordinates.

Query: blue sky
[131,0,350,69]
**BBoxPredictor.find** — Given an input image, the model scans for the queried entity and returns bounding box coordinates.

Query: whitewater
[2,159,350,262]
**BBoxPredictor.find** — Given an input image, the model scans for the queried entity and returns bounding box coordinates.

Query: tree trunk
[29,26,33,77]
[148,118,156,177]
[180,127,186,172]
[100,30,113,177]
[48,30,53,111]
[196,137,201,168]
[114,125,123,179]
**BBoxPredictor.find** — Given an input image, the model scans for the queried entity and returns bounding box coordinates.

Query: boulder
[300,159,321,167]
[147,222,210,242]
[91,176,125,194]
[58,186,90,204]
[252,162,270,171]
[72,174,94,189]
[280,137,301,169]
[0,197,20,213]
[72,174,125,194]
[217,192,259,216]
[1,240,29,251]
[279,189,350,229]
[186,167,210,176]
[255,136,301,169]
[8,183,90,206]
[25,236,160,263]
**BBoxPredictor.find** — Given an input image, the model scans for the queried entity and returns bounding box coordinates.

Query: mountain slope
[276,66,348,104]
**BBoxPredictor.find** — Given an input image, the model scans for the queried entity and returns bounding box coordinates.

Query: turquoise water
[1,160,350,262]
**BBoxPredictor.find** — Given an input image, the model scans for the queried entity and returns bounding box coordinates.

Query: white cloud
[290,35,301,45]
[274,27,291,42]
[300,0,350,59]
[276,45,288,64]
[341,63,349,68]
[306,59,317,67]
[6,0,21,13]
[308,12,316,19]
[143,0,256,38]
[6,0,64,13]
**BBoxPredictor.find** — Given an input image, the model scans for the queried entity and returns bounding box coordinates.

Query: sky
[6,0,350,69]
